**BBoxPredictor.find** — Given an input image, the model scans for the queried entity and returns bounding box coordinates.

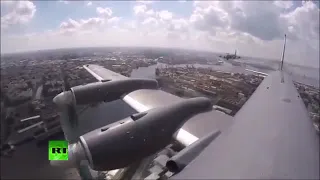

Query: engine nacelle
[51,97,212,171]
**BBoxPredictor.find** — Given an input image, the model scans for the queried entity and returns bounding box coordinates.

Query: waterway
[2,59,318,179]
[131,62,261,79]
[131,61,319,88]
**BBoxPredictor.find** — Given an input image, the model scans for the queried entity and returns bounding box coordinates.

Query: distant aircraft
[51,34,319,179]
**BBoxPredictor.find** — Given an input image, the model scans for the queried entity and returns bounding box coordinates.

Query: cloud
[58,17,105,35]
[189,0,318,51]
[57,6,119,35]
[273,1,293,9]
[133,4,148,16]
[1,1,36,29]
[86,1,92,6]
[59,18,81,30]
[136,0,153,4]
[96,7,113,18]
[132,5,181,36]
[283,1,319,43]
[188,1,319,65]
[168,18,189,33]
[190,3,228,34]
[108,17,121,24]
[0,1,16,6]
[142,17,158,26]
[58,0,69,5]
[191,1,286,41]
[80,18,104,29]
[1,1,319,67]
[158,10,173,21]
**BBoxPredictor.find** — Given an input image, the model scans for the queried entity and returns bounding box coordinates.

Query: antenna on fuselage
[280,34,286,71]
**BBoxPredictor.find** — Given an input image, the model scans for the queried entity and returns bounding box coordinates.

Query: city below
[1,47,319,179]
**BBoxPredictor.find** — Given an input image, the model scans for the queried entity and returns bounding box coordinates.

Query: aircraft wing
[83,64,233,146]
[171,71,319,179]
[83,64,319,179]
[83,64,127,81]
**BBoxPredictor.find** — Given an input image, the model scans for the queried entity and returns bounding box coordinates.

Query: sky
[1,0,319,67]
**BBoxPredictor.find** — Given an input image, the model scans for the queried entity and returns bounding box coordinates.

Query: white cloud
[123,20,138,30]
[1,1,319,68]
[158,10,173,21]
[1,1,36,29]
[280,1,319,66]
[58,0,69,5]
[136,0,153,4]
[96,7,113,17]
[133,4,147,16]
[142,17,158,26]
[86,1,92,6]
[0,0,16,6]
[191,1,286,41]
[56,6,122,36]
[145,9,155,16]
[108,17,121,24]
[80,17,104,29]
[283,1,319,43]
[190,3,228,34]
[168,18,189,33]
[273,1,293,9]
[58,18,105,36]
[188,1,319,66]
[59,18,81,31]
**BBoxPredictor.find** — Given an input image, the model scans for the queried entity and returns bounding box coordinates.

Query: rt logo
[49,140,68,160]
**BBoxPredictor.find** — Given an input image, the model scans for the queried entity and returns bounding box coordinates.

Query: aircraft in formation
[51,35,319,179]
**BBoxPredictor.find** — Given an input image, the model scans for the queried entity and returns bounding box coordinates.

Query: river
[131,62,260,79]
[131,61,319,88]
[2,60,318,179]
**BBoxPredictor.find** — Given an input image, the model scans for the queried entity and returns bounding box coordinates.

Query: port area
[156,66,264,116]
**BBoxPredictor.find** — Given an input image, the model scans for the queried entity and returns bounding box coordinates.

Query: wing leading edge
[83,64,233,146]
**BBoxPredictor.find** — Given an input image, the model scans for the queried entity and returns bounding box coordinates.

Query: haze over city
[1,0,319,67]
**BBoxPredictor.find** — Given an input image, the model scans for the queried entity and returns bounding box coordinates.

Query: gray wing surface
[83,64,233,145]
[83,64,127,81]
[172,71,319,179]
[83,64,319,179]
